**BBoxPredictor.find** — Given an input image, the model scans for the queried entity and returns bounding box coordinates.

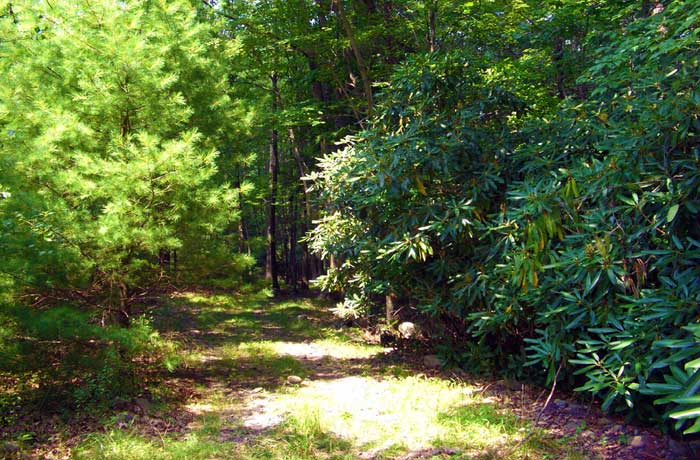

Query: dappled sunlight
[267,374,519,453]
[274,339,389,360]
[60,289,590,460]
[184,402,217,416]
[145,289,536,458]
[150,290,541,458]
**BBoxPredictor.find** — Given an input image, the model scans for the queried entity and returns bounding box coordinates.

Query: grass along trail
[68,289,674,460]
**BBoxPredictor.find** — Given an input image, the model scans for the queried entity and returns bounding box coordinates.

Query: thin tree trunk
[386,293,397,323]
[118,281,131,327]
[289,128,312,288]
[427,1,437,52]
[266,73,280,294]
[552,38,567,99]
[332,0,374,111]
[289,190,298,291]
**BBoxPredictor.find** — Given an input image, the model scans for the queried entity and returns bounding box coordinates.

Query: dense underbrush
[308,1,700,434]
[0,301,179,424]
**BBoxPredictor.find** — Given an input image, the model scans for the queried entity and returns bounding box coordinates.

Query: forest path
[71,289,677,460]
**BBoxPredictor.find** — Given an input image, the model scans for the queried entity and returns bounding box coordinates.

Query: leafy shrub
[491,2,700,432]
[1,304,178,410]
[308,1,700,432]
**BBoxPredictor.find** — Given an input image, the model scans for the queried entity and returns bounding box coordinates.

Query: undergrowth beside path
[3,288,687,459]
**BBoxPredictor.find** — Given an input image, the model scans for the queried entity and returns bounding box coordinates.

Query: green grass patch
[74,431,235,460]
[65,289,582,460]
[219,341,309,381]
[271,376,489,451]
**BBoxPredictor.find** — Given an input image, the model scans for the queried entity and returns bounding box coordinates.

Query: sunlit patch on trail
[70,289,584,460]
[273,339,389,360]
[267,374,521,453]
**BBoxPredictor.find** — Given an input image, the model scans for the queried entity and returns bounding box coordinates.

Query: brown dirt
[2,291,698,460]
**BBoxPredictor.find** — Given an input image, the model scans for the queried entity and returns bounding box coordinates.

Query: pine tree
[0,0,238,322]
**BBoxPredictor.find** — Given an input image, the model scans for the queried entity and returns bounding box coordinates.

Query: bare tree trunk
[289,128,312,289]
[118,281,131,327]
[427,1,437,52]
[289,190,299,291]
[552,38,567,99]
[332,0,374,111]
[266,73,280,294]
[386,293,397,323]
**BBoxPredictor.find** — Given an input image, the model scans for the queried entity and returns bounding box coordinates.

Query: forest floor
[4,288,693,459]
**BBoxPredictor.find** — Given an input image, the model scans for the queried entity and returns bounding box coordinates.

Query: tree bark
[289,128,312,289]
[427,1,437,52]
[266,73,281,294]
[386,293,397,323]
[552,38,567,99]
[332,0,374,111]
[289,190,298,291]
[118,281,131,327]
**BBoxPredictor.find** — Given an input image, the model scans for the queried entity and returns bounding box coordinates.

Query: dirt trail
[142,290,692,460]
[17,289,695,459]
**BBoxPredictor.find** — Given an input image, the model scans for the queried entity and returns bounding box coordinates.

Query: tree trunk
[289,190,299,292]
[427,1,437,52]
[158,249,171,277]
[552,38,567,99]
[266,73,280,294]
[332,0,374,111]
[118,281,131,327]
[385,293,397,323]
[289,128,312,289]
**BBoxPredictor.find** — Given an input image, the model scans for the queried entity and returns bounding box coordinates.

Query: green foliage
[308,0,700,432]
[0,0,246,414]
[0,0,239,302]
[498,1,700,430]
[308,48,525,311]
[0,302,178,409]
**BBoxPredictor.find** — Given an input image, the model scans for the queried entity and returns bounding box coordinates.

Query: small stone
[398,322,417,339]
[287,375,303,384]
[564,421,580,431]
[552,399,567,408]
[610,424,623,432]
[505,379,523,391]
[629,435,645,448]
[251,387,264,393]
[423,354,442,369]
[134,397,153,414]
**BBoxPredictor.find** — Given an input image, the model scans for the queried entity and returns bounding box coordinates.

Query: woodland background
[1,0,699,437]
